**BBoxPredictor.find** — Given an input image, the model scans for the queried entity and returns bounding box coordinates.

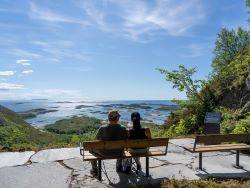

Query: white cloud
[80,0,205,40]
[22,70,34,74]
[0,71,15,76]
[11,49,41,59]
[16,59,31,66]
[0,83,24,90]
[29,2,88,26]
[81,1,108,31]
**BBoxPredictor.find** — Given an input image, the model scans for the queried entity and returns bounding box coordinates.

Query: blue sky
[0,0,248,101]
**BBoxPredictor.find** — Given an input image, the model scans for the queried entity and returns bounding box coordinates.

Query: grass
[161,179,250,188]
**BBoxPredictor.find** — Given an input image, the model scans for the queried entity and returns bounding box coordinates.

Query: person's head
[108,110,120,124]
[131,112,141,129]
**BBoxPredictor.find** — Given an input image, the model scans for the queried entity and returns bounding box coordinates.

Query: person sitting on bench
[90,110,128,176]
[128,112,151,171]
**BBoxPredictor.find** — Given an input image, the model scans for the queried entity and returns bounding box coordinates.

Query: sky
[0,0,249,101]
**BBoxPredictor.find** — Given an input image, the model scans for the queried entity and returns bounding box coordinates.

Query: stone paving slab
[0,162,72,188]
[0,151,35,168]
[191,152,250,179]
[0,138,249,188]
[169,138,195,148]
[31,147,81,163]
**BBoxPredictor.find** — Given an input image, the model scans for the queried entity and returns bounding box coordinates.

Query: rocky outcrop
[0,163,71,188]
[219,85,249,110]
[0,151,35,168]
[0,139,249,188]
[240,101,250,115]
[30,147,81,163]
[18,108,58,119]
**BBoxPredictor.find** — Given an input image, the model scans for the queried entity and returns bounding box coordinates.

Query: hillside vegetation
[0,105,61,151]
[159,28,250,137]
[45,116,101,134]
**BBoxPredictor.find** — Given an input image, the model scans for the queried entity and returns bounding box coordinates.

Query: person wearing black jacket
[128,112,151,171]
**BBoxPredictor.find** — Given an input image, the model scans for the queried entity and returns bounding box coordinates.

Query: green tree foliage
[211,45,250,97]
[159,27,250,136]
[158,65,204,101]
[212,28,250,74]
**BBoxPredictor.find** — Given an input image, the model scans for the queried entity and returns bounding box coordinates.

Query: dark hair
[108,116,119,122]
[131,112,141,129]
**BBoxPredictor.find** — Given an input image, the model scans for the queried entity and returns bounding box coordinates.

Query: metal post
[199,152,202,170]
[236,150,240,167]
[146,157,149,177]
[98,160,102,181]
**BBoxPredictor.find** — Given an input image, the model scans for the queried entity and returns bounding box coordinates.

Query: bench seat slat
[185,143,250,153]
[83,148,166,161]
[196,134,250,145]
[83,138,169,150]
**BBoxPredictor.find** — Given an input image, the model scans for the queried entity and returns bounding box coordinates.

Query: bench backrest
[195,134,250,146]
[82,138,169,150]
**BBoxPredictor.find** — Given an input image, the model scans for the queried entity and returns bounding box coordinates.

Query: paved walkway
[0,138,249,188]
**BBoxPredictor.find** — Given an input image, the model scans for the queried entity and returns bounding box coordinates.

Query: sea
[0,99,178,127]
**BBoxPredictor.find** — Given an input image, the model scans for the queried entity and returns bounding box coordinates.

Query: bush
[233,115,250,134]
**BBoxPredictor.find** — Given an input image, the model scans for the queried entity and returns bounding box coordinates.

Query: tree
[157,65,203,101]
[212,28,250,74]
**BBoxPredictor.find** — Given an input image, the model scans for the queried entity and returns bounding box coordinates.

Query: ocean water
[0,100,178,127]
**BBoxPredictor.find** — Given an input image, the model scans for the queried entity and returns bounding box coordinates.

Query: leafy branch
[157,65,204,101]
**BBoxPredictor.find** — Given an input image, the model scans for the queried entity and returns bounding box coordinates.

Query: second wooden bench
[184,133,250,170]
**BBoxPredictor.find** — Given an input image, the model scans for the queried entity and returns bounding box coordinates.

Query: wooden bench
[184,134,250,170]
[80,138,169,181]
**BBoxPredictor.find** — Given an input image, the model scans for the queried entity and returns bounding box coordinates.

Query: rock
[0,162,71,188]
[150,163,200,180]
[0,151,35,168]
[1,138,250,187]
[75,105,92,109]
[192,152,250,179]
[246,74,250,91]
[18,108,58,119]
[63,158,87,171]
[169,138,195,149]
[31,147,81,163]
[240,101,250,115]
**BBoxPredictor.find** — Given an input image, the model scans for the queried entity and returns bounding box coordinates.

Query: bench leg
[146,157,149,177]
[236,150,240,167]
[199,152,202,170]
[98,160,102,181]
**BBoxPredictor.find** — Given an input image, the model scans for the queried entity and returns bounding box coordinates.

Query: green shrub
[233,115,250,134]
[174,119,189,135]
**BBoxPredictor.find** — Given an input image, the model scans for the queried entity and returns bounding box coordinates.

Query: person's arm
[124,128,129,139]
[90,127,103,156]
[145,128,152,139]
[96,127,103,140]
